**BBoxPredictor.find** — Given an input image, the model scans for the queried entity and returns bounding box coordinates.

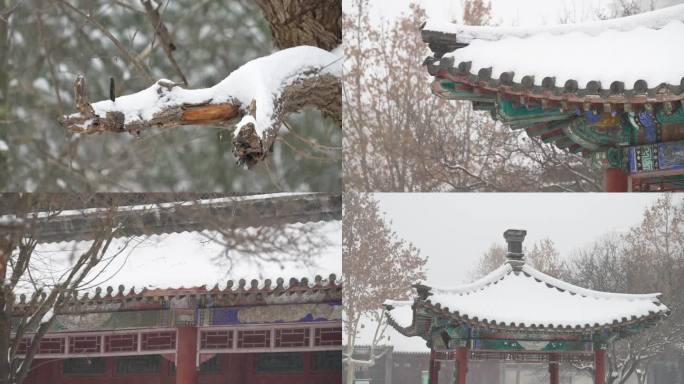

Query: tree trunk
[0,295,10,384]
[255,0,341,50]
[345,342,356,384]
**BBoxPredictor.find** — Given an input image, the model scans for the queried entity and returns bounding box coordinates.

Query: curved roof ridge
[383,300,421,337]
[384,299,413,307]
[430,263,512,295]
[383,300,414,330]
[14,274,342,310]
[521,264,661,301]
[423,4,684,43]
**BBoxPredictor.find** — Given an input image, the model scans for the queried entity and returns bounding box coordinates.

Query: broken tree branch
[58,46,341,168]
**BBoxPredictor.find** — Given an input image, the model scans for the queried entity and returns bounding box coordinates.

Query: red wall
[24,352,341,384]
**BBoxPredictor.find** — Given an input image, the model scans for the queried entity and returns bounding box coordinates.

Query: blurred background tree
[0,0,341,192]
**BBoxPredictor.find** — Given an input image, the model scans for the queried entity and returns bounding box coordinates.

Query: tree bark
[255,0,341,50]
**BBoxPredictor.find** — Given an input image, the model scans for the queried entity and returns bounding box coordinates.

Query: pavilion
[420,6,684,191]
[6,193,342,384]
[384,229,669,384]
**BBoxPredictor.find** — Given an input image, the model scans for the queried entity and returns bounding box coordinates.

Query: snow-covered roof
[423,5,684,97]
[384,230,670,353]
[13,221,342,316]
[419,261,668,331]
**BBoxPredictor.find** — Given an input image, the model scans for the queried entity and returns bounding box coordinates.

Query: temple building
[420,6,684,191]
[6,193,342,384]
[384,229,670,384]
[17,277,342,384]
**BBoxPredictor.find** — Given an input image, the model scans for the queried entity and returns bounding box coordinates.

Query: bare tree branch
[140,0,188,85]
[55,0,154,83]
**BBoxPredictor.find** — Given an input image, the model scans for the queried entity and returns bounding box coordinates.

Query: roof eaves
[14,275,342,315]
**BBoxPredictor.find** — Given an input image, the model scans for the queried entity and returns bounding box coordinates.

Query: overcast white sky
[377,193,666,286]
[354,193,673,351]
[349,0,682,26]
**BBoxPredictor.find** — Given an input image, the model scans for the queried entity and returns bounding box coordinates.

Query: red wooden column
[429,350,440,384]
[603,167,628,192]
[549,353,560,384]
[594,349,606,384]
[176,326,198,384]
[455,347,468,384]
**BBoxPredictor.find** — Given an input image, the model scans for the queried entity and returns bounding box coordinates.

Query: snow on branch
[59,46,342,167]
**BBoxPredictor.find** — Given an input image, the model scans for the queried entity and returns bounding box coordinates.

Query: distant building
[8,193,343,384]
[19,278,342,384]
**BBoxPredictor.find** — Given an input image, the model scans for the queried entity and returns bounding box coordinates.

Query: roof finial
[503,229,527,270]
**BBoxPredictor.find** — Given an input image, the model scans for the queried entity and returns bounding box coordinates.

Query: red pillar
[455,347,468,384]
[594,349,606,384]
[603,167,628,192]
[176,326,198,384]
[429,350,440,384]
[549,353,559,384]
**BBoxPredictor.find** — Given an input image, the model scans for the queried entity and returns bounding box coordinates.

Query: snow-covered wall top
[5,192,341,244]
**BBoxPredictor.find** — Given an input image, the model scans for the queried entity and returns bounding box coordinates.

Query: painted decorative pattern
[68,335,100,353]
[314,327,342,346]
[104,334,138,353]
[37,337,66,354]
[140,331,176,351]
[203,303,342,326]
[275,328,310,348]
[200,330,233,350]
[629,140,684,172]
[237,330,271,348]
[51,310,171,332]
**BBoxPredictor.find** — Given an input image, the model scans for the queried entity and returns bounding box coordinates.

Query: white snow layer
[88,46,342,136]
[441,20,684,89]
[384,300,414,328]
[425,4,684,42]
[13,192,315,220]
[22,221,341,295]
[428,263,666,328]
